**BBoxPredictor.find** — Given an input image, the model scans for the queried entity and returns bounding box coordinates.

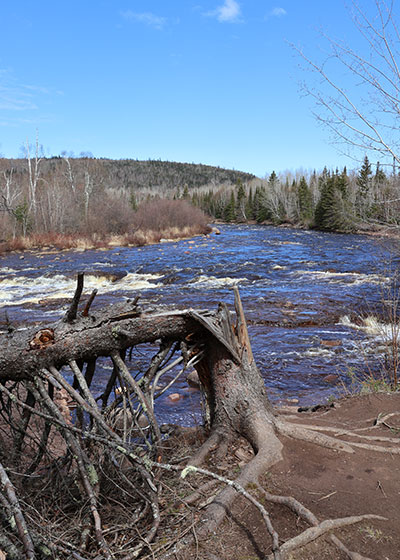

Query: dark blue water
[0,224,396,422]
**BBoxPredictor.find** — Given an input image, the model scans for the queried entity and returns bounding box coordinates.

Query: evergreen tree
[370,162,388,220]
[356,156,372,219]
[374,162,386,189]
[182,184,189,199]
[254,186,271,222]
[191,191,199,207]
[246,187,254,220]
[268,170,278,188]
[236,179,247,221]
[335,168,348,198]
[314,174,354,232]
[129,190,138,211]
[297,177,313,222]
[224,191,236,222]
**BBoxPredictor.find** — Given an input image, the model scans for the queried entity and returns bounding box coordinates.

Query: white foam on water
[189,275,245,288]
[0,271,163,307]
[339,314,400,341]
[319,329,349,336]
[294,270,387,285]
[302,347,335,358]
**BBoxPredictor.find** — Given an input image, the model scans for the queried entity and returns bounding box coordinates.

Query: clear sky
[0,1,384,177]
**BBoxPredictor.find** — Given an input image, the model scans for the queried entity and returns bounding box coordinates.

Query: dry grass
[0,233,106,252]
[0,199,211,254]
[0,225,211,254]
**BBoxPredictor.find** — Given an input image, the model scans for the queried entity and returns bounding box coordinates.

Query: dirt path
[174,392,400,560]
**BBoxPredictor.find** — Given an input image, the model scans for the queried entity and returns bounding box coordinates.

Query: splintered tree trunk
[1,278,382,559]
[192,292,279,453]
[0,285,283,538]
[189,289,283,533]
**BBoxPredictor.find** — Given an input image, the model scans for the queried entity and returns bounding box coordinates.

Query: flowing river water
[0,224,398,425]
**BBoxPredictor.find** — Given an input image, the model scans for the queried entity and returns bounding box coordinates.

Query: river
[0,224,397,424]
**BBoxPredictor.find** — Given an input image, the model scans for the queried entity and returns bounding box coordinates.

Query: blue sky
[0,1,384,177]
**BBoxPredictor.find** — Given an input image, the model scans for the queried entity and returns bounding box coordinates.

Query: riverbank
[0,224,213,254]
[0,223,394,409]
[216,217,400,238]
[165,390,400,560]
[2,217,398,256]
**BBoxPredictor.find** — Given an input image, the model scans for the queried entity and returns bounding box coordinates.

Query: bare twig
[63,272,84,323]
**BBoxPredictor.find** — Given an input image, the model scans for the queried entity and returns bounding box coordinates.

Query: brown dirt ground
[165,392,400,560]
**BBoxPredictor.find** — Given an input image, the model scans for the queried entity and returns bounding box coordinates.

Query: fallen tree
[0,276,395,559]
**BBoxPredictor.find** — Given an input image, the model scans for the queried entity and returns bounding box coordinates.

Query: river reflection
[0,224,397,423]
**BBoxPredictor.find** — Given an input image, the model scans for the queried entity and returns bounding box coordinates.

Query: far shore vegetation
[1,151,400,252]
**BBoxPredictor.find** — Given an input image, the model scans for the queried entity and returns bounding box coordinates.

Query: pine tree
[246,187,254,220]
[236,179,247,221]
[269,171,278,187]
[224,191,236,222]
[191,191,199,207]
[356,156,372,219]
[374,162,386,190]
[182,185,189,200]
[335,168,348,198]
[297,177,313,222]
[129,190,138,211]
[314,173,354,232]
[252,186,270,222]
[370,162,388,220]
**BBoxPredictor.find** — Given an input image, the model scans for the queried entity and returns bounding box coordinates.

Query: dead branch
[267,514,386,559]
[0,274,390,559]
[0,461,35,560]
[63,272,84,323]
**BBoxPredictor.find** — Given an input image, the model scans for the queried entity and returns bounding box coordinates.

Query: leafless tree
[297,0,400,168]
[24,132,43,224]
[0,169,22,237]
[62,155,76,199]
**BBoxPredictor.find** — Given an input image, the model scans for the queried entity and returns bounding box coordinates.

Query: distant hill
[2,157,256,192]
[101,159,256,190]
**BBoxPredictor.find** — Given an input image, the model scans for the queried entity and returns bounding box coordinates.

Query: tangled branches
[0,277,394,559]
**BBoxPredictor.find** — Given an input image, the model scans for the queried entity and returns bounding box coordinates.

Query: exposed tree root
[288,422,400,443]
[266,515,385,559]
[275,419,400,453]
[257,486,381,560]
[188,430,226,467]
[330,534,375,560]
[184,479,219,505]
[193,427,283,537]
[274,418,355,453]
[0,277,393,559]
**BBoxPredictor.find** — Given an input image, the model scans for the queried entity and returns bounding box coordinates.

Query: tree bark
[0,281,385,559]
[0,308,199,382]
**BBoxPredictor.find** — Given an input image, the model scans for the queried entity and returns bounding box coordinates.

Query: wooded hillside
[0,155,253,246]
[1,157,255,193]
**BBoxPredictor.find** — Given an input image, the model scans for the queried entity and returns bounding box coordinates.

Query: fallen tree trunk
[0,278,389,559]
[0,306,198,382]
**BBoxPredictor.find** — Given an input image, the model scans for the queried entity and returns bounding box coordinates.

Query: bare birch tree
[297,0,400,168]
[24,132,43,228]
[0,169,22,237]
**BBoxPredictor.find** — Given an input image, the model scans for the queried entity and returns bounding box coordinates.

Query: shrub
[132,199,210,233]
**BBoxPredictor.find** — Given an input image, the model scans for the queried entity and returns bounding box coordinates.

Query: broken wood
[0,274,390,559]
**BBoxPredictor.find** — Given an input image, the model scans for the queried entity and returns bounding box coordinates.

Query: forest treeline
[0,155,252,248]
[190,157,400,232]
[0,152,399,250]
